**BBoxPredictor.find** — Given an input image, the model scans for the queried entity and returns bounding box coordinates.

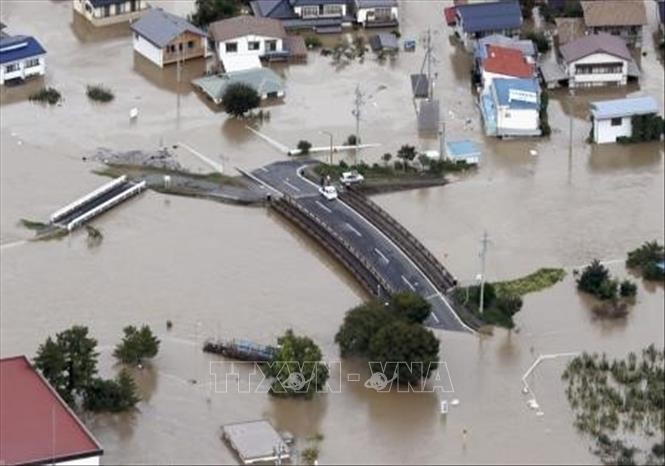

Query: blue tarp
[0,35,46,64]
[457,0,522,34]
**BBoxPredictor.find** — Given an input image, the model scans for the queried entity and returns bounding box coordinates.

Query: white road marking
[259,167,269,172]
[374,248,390,264]
[345,223,363,237]
[0,240,27,251]
[178,141,224,174]
[283,180,301,192]
[430,312,440,324]
[425,293,440,300]
[315,201,332,213]
[401,275,416,291]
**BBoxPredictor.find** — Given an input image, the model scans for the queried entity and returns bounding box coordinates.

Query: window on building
[179,43,183,51]
[611,117,623,126]
[323,4,343,16]
[225,42,238,53]
[5,63,19,73]
[265,40,278,52]
[301,5,319,18]
[575,63,623,75]
[117,2,126,14]
[248,41,260,51]
[25,58,40,68]
[374,7,392,20]
[188,40,195,49]
[103,5,111,17]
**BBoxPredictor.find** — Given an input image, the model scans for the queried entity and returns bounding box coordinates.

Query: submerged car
[319,185,338,201]
[340,170,364,185]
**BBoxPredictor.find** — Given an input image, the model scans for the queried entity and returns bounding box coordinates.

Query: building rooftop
[89,0,134,6]
[222,419,289,465]
[209,15,287,43]
[554,17,586,45]
[590,95,659,119]
[492,78,540,110]
[356,0,398,7]
[559,32,631,63]
[130,8,206,48]
[192,67,285,103]
[251,0,297,20]
[369,32,398,51]
[475,34,536,59]
[0,35,46,64]
[456,0,522,34]
[581,0,647,27]
[0,356,103,466]
[445,139,481,159]
[482,45,534,77]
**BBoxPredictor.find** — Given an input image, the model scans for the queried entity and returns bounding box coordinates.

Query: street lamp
[319,130,334,165]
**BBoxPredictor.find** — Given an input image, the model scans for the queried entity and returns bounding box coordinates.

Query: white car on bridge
[319,185,338,201]
[340,170,364,185]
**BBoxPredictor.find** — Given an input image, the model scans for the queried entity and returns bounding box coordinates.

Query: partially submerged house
[192,67,285,104]
[559,33,635,88]
[581,0,647,48]
[0,34,46,86]
[369,32,398,52]
[208,16,306,71]
[475,34,536,61]
[590,95,660,144]
[352,0,399,28]
[445,139,481,164]
[478,44,536,88]
[454,0,523,50]
[250,0,354,33]
[0,356,104,465]
[130,8,207,68]
[72,0,150,26]
[481,77,541,138]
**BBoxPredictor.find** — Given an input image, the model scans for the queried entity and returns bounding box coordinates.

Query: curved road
[251,160,471,333]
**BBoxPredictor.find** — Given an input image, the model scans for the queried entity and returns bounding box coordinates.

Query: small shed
[222,420,290,465]
[369,33,399,52]
[589,95,660,144]
[445,139,481,164]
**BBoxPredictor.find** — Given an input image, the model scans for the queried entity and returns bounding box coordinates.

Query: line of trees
[626,241,665,281]
[34,324,160,413]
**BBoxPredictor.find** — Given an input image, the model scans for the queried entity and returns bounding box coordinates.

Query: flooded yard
[1,0,663,464]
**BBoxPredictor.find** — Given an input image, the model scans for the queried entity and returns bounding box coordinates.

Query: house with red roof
[0,356,103,466]
[480,44,535,88]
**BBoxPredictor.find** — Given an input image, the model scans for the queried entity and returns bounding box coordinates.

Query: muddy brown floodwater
[1,0,663,464]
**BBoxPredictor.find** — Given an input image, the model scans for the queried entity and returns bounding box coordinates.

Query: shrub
[305,35,322,48]
[29,87,61,105]
[619,280,638,298]
[297,140,312,155]
[393,160,404,171]
[83,369,140,412]
[86,84,114,103]
[346,134,358,146]
[626,241,665,280]
[221,83,260,117]
[382,153,392,164]
[577,259,611,296]
[389,292,431,324]
[189,0,240,27]
[113,325,160,366]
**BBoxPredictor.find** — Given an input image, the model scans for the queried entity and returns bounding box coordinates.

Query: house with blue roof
[250,0,356,32]
[73,0,150,27]
[455,0,523,50]
[480,78,542,137]
[590,96,661,144]
[0,34,47,86]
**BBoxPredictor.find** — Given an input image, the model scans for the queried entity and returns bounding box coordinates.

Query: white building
[72,0,150,27]
[353,0,398,27]
[481,78,541,138]
[130,8,207,68]
[0,356,104,465]
[0,34,46,86]
[559,33,632,88]
[590,96,660,144]
[208,16,290,71]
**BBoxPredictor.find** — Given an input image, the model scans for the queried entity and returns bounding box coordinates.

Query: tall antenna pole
[479,231,490,315]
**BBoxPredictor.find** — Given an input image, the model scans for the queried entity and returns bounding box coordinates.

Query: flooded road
[1,0,663,464]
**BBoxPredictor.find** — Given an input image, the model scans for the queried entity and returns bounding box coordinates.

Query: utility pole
[351,85,365,166]
[478,231,490,315]
[568,88,575,183]
[320,130,333,165]
[426,28,433,99]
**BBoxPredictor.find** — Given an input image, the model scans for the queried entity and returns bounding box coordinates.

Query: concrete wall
[133,33,163,67]
[73,0,149,26]
[0,55,46,85]
[215,34,284,61]
[593,116,632,143]
[567,52,627,88]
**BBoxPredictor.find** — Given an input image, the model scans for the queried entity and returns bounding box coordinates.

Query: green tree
[382,152,392,165]
[222,83,261,118]
[626,241,665,269]
[297,140,312,155]
[267,329,329,399]
[83,369,140,413]
[335,302,394,357]
[619,280,638,298]
[389,292,431,324]
[577,259,611,296]
[396,145,417,170]
[113,325,160,366]
[189,0,240,27]
[368,321,439,386]
[34,326,99,405]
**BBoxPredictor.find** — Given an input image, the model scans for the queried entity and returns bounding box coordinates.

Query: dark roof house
[0,356,103,465]
[559,32,631,63]
[251,0,353,32]
[456,0,523,34]
[0,35,46,65]
[581,0,647,28]
[130,8,206,48]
